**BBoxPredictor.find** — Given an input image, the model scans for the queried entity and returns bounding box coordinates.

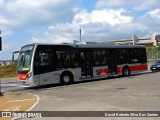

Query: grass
[0,62,17,78]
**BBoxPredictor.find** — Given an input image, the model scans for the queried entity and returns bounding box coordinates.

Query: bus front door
[80,51,92,78]
[106,50,117,75]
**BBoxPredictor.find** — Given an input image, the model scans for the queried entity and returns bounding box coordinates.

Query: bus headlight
[27,73,32,79]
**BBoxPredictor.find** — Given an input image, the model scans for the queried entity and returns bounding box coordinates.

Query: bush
[0,62,17,78]
[147,46,160,51]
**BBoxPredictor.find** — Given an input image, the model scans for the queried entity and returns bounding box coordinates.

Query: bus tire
[122,67,130,77]
[60,71,73,85]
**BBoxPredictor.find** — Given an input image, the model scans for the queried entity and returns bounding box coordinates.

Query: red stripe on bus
[117,67,123,73]
[97,68,108,75]
[17,74,28,80]
[117,64,147,73]
[130,64,148,71]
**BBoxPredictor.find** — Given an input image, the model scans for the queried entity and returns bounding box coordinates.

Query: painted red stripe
[117,64,148,73]
[97,68,108,75]
[117,67,123,73]
[130,64,148,71]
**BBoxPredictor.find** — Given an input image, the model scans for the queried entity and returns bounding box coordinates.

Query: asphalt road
[0,77,28,93]
[29,71,160,120]
[31,71,160,110]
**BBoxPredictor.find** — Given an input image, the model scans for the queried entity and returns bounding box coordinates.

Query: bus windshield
[17,45,34,73]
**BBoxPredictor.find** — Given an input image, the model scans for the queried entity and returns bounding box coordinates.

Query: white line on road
[12,93,40,120]
[26,93,40,111]
[7,99,36,102]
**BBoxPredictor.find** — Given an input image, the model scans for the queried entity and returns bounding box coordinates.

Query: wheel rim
[124,69,129,76]
[63,76,70,83]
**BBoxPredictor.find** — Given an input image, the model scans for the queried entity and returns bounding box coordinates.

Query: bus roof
[22,43,146,49]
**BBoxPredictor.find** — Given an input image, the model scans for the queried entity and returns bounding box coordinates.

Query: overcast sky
[0,0,160,60]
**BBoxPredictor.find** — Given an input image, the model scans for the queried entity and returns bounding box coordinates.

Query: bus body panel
[93,66,108,78]
[17,43,148,86]
[129,63,148,74]
[18,68,82,86]
[117,63,148,75]
[17,64,148,86]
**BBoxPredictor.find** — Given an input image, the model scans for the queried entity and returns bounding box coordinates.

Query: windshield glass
[17,45,34,73]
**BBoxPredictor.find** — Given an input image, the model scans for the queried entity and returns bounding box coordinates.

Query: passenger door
[106,49,117,75]
[80,50,92,78]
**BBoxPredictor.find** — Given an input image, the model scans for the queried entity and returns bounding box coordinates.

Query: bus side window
[93,51,101,66]
[71,52,79,67]
[93,50,106,66]
[56,51,63,68]
[56,50,71,68]
[101,50,106,65]
[132,48,143,63]
[35,52,52,66]
[117,48,126,64]
[80,52,85,66]
[34,47,54,75]
[64,53,71,68]
[34,53,41,66]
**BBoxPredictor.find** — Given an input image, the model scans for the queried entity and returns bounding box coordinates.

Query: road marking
[3,105,21,111]
[0,92,40,120]
[7,99,36,102]
[12,93,40,120]
[26,93,40,112]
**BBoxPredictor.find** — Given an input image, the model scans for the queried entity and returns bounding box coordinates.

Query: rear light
[17,74,29,80]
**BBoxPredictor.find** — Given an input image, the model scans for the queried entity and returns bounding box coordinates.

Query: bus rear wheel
[60,72,73,85]
[123,67,130,77]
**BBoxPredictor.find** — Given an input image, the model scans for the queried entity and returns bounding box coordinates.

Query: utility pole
[0,30,3,96]
[79,28,81,42]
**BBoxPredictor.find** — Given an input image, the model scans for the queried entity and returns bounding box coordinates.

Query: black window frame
[93,49,107,66]
[33,45,55,75]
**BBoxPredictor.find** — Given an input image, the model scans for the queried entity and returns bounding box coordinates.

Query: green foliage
[147,46,160,51]
[0,62,17,78]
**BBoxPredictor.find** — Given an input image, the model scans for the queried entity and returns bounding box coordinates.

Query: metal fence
[147,51,160,62]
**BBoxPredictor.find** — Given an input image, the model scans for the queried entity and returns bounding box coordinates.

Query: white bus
[17,43,148,86]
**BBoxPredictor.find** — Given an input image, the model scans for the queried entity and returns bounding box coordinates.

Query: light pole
[0,30,3,96]
[79,28,81,42]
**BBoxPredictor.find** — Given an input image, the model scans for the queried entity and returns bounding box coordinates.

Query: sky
[0,0,160,60]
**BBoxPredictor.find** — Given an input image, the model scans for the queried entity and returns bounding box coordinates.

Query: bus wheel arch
[60,71,74,85]
[122,66,130,77]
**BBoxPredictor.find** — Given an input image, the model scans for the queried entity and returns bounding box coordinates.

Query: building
[104,32,160,47]
[74,32,160,47]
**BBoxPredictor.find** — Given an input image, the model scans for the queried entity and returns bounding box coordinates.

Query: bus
[17,43,148,86]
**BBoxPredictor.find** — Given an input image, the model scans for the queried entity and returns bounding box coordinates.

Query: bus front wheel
[123,67,130,77]
[60,72,73,85]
